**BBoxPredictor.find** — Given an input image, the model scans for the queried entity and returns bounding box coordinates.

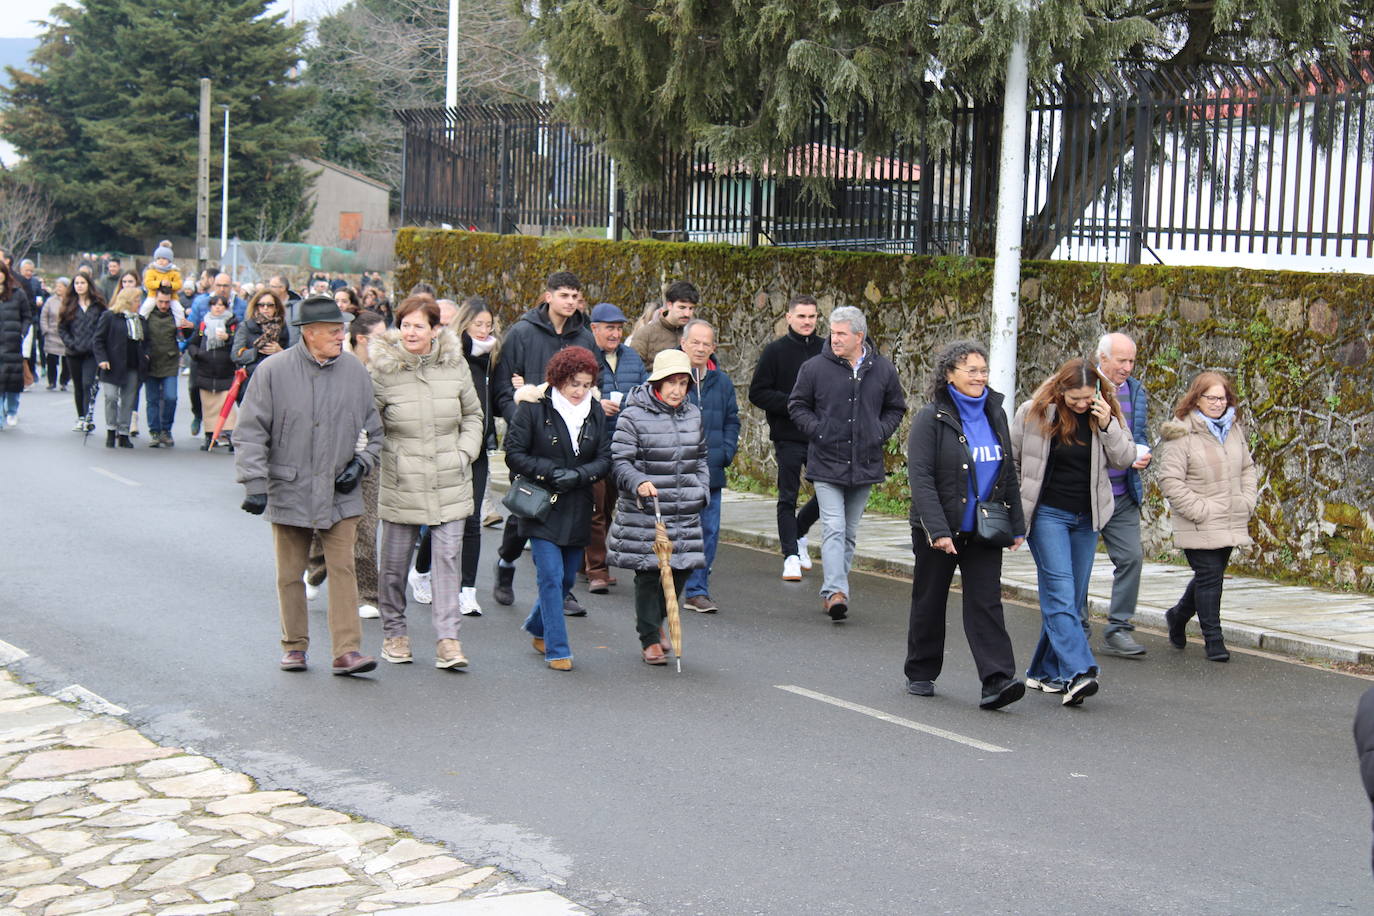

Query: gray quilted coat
[607,384,710,571]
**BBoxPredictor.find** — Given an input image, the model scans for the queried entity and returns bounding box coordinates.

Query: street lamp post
[220,106,230,263]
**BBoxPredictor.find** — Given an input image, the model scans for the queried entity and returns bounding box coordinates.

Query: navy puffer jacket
[607,384,710,571]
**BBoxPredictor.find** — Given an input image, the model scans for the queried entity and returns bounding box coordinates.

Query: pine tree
[529,0,1364,256]
[0,0,319,249]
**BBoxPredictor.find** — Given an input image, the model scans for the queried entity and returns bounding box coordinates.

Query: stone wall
[396,229,1374,592]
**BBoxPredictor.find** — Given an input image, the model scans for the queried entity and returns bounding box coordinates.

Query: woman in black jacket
[187,296,240,451]
[58,273,107,430]
[455,297,501,616]
[904,340,1027,710]
[503,346,610,671]
[0,259,31,428]
[231,288,291,402]
[92,288,150,448]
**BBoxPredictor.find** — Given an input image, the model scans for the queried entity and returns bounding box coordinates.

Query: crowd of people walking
[1,247,1258,703]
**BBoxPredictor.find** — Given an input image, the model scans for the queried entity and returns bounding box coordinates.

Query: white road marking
[776,684,1012,753]
[91,466,141,487]
[54,684,127,716]
[0,640,29,665]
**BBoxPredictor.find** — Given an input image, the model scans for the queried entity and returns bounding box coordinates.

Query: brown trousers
[273,517,363,659]
[583,479,617,579]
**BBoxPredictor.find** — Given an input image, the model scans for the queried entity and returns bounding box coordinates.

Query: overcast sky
[0,0,348,39]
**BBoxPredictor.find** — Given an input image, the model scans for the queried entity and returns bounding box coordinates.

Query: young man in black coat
[748,294,824,582]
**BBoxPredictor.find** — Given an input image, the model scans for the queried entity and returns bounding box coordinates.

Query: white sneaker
[782,555,802,581]
[797,537,813,570]
[408,567,433,604]
[72,417,85,432]
[302,572,319,601]
[459,586,483,617]
[4,415,16,428]
[358,604,380,619]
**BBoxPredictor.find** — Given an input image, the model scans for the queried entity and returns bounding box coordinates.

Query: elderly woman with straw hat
[607,349,710,666]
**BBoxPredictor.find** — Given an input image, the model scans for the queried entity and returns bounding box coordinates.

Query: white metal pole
[607,159,617,240]
[987,27,1030,420]
[445,0,459,110]
[220,106,230,260]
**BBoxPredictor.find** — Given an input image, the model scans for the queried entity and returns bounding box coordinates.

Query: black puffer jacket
[607,384,710,571]
[92,310,150,384]
[907,386,1025,542]
[59,301,105,358]
[490,304,596,421]
[461,331,497,450]
[504,387,611,546]
[0,289,32,394]
[788,341,907,487]
[187,315,241,392]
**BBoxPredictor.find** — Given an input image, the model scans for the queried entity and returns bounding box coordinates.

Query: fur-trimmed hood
[1160,416,1191,441]
[368,327,463,376]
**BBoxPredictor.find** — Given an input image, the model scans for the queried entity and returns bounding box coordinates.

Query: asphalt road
[2,382,1371,915]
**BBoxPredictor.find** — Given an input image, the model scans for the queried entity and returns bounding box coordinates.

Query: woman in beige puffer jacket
[1156,370,1258,662]
[369,296,484,669]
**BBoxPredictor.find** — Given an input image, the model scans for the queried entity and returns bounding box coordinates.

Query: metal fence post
[1128,73,1152,264]
[748,177,763,247]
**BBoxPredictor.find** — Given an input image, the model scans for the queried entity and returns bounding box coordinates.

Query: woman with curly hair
[1011,357,1135,706]
[1156,371,1258,662]
[503,345,611,671]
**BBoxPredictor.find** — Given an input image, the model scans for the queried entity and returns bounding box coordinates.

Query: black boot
[117,434,133,449]
[105,430,116,448]
[1204,637,1230,662]
[200,433,212,451]
[493,561,516,606]
[1165,606,1189,649]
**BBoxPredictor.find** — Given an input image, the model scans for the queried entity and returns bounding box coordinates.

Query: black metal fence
[398,57,1374,265]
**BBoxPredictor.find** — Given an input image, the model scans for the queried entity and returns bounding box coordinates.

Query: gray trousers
[102,371,140,434]
[813,481,871,600]
[378,519,464,640]
[1081,492,1143,634]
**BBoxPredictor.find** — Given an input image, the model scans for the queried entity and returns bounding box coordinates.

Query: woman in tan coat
[1157,371,1258,662]
[369,295,484,669]
[1011,358,1135,706]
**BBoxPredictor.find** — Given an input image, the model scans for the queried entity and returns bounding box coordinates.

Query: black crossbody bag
[968,453,1015,547]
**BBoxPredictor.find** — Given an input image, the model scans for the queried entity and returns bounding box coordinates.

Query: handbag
[968,458,1015,547]
[503,475,557,522]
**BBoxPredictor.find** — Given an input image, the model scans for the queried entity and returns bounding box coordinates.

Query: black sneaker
[1063,674,1099,707]
[493,561,515,606]
[906,679,935,697]
[980,676,1026,710]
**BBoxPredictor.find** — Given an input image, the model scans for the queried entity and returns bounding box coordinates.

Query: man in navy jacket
[681,319,739,613]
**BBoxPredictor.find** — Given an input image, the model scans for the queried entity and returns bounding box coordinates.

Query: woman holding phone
[1011,357,1135,706]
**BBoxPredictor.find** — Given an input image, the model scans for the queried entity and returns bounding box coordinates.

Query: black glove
[334,457,366,494]
[241,493,267,515]
[550,467,582,493]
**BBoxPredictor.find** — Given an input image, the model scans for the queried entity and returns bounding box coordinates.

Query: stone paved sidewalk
[0,671,586,916]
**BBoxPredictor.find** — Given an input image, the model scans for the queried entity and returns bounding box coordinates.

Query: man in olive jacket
[788,306,907,622]
[235,295,384,676]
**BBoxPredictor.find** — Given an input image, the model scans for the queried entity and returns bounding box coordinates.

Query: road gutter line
[54,684,128,715]
[91,466,141,487]
[776,685,1012,753]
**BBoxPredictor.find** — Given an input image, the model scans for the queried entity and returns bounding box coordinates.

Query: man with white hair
[788,306,906,621]
[1092,331,1152,657]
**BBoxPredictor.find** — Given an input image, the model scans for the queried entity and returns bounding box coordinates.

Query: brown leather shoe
[548,658,573,671]
[825,592,849,622]
[280,650,307,671]
[642,644,667,665]
[588,577,613,594]
[684,595,718,613]
[331,651,378,676]
[531,636,546,654]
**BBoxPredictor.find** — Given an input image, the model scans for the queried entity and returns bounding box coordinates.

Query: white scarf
[551,386,592,455]
[468,334,496,357]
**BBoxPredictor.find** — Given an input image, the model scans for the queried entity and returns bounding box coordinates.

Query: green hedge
[397,228,1374,593]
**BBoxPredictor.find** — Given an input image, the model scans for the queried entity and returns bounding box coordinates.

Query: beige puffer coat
[1011,400,1136,530]
[369,329,485,525]
[1156,412,1258,549]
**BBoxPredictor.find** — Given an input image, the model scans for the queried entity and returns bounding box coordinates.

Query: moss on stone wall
[397,228,1374,593]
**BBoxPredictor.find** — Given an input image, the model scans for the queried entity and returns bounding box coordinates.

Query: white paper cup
[610,391,623,405]
[1136,443,1151,460]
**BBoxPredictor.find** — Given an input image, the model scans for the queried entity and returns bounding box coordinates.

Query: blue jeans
[523,538,581,662]
[144,376,178,434]
[684,487,722,598]
[1026,505,1100,684]
[813,481,871,599]
[0,391,18,420]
